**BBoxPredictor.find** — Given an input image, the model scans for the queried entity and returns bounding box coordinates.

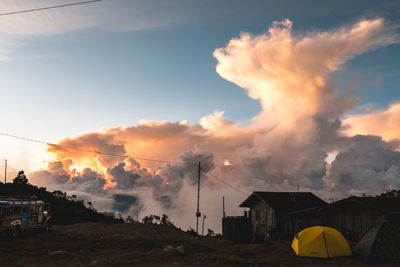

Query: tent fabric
[292,226,352,258]
[353,221,400,263]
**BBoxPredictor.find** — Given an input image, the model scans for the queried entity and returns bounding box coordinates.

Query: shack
[289,196,400,241]
[232,192,326,242]
[222,214,252,243]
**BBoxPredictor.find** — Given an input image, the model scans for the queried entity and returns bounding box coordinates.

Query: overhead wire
[0,132,195,166]
[0,0,251,202]
[208,172,249,196]
[0,131,249,195]
[0,0,103,17]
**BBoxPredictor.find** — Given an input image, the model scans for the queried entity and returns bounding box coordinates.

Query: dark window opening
[13,206,22,214]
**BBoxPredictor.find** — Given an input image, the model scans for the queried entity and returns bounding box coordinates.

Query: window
[22,206,29,213]
[13,206,22,214]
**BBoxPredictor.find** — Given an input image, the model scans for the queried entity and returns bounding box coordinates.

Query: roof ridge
[254,191,313,193]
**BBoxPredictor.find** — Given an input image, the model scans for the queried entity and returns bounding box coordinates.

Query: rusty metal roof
[328,196,400,214]
[289,196,400,216]
[239,191,327,213]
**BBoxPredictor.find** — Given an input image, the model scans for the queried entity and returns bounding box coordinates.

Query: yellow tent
[292,226,352,258]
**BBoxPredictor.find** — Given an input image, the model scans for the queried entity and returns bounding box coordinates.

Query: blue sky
[0,0,399,170]
[1,0,399,231]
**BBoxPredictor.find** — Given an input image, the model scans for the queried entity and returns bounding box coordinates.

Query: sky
[0,0,400,232]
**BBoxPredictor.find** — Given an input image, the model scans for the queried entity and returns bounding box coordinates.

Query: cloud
[0,0,192,36]
[27,18,400,232]
[108,162,140,190]
[213,18,397,123]
[342,102,400,147]
[0,0,202,60]
[112,194,141,216]
[326,135,400,194]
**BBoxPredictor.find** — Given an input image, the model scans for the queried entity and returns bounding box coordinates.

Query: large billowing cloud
[29,18,400,232]
[213,18,397,123]
[342,102,400,147]
[327,135,400,194]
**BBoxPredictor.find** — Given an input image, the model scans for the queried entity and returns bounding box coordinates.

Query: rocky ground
[0,222,397,266]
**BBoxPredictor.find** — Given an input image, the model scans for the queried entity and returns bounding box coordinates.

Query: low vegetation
[0,179,122,225]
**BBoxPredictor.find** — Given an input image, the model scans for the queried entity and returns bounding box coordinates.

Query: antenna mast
[4,160,6,184]
[195,161,201,234]
[223,196,226,218]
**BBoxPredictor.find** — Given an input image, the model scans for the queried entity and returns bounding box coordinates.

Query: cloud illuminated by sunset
[342,102,400,147]
[25,17,400,232]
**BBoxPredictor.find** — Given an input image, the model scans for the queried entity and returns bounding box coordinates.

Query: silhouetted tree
[13,170,28,185]
[379,189,400,198]
[142,216,153,224]
[161,214,168,224]
[126,215,135,223]
[207,229,215,237]
[0,182,123,225]
[152,215,160,223]
[186,227,197,236]
[52,190,67,199]
[161,214,174,226]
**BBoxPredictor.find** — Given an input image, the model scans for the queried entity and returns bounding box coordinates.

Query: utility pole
[202,214,206,236]
[196,161,201,234]
[223,196,226,218]
[4,159,6,184]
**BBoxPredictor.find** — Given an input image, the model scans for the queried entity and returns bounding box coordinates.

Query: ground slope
[1,222,397,267]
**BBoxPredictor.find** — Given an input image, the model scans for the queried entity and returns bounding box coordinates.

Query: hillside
[0,183,122,225]
[1,222,397,267]
[1,183,399,266]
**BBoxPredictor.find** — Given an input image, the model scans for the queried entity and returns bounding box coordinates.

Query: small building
[289,196,400,241]
[235,191,327,242]
[222,215,252,243]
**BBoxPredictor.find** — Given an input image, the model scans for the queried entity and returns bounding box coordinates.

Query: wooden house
[238,192,327,242]
[222,215,252,243]
[288,196,400,241]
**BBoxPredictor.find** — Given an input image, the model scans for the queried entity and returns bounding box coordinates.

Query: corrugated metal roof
[288,196,400,216]
[239,191,327,213]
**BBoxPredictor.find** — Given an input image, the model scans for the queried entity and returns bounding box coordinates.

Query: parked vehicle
[0,197,51,237]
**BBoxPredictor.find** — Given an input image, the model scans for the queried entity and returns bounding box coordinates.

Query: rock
[175,245,185,255]
[48,250,66,256]
[164,245,185,255]
[164,245,175,253]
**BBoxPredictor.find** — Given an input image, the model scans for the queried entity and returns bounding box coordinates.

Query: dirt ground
[0,222,397,267]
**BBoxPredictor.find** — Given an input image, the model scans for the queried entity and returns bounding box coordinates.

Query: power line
[0,131,250,196]
[0,132,195,166]
[208,172,249,196]
[0,0,102,17]
[0,0,253,200]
